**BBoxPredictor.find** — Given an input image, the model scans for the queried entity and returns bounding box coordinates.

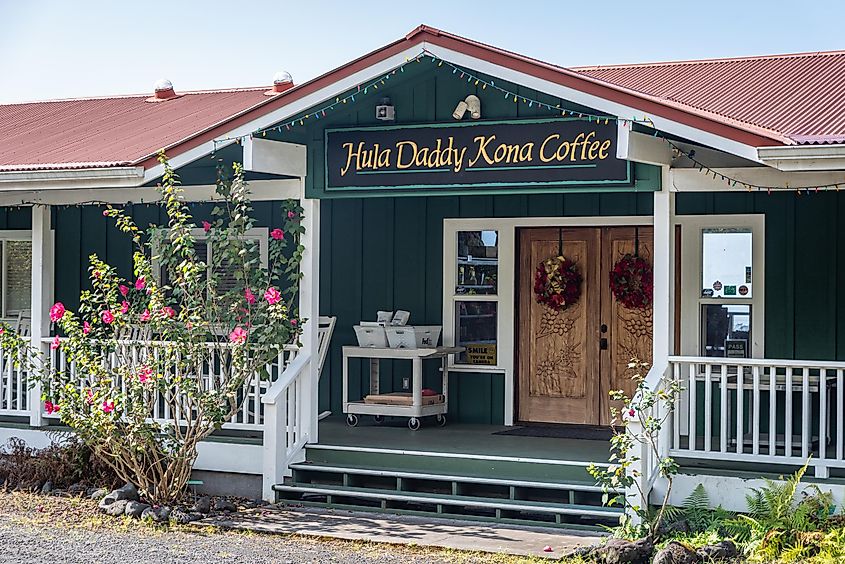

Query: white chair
[316,316,337,420]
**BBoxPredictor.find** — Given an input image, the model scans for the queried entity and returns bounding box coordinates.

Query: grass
[0,491,588,563]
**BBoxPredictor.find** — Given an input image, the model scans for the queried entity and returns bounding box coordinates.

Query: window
[680,217,764,358]
[453,230,498,365]
[155,228,269,294]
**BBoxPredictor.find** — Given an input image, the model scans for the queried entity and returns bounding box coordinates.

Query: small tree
[588,359,682,539]
[0,153,304,504]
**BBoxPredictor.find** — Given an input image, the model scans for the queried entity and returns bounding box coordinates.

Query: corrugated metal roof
[0,87,276,172]
[574,50,845,145]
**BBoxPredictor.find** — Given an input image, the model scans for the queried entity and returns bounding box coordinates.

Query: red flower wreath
[534,256,582,311]
[610,254,653,309]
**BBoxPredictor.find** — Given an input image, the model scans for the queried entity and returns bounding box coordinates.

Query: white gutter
[0,166,145,190]
[758,144,845,172]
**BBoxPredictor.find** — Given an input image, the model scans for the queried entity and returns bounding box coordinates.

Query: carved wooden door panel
[517,226,654,426]
[599,227,654,426]
[517,228,601,424]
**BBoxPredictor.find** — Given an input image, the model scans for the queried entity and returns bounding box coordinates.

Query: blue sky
[1,0,841,104]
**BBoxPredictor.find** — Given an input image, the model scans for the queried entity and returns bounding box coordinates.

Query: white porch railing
[14,338,299,431]
[261,351,312,498]
[668,355,845,478]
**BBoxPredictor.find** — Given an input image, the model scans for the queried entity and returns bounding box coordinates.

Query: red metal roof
[574,50,845,145]
[3,27,844,175]
[0,87,276,172]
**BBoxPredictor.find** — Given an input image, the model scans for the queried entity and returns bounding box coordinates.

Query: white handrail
[668,355,845,370]
[262,352,311,405]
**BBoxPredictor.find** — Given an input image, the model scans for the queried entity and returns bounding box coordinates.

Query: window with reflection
[454,301,497,365]
[701,229,752,299]
[701,304,751,358]
[456,231,498,295]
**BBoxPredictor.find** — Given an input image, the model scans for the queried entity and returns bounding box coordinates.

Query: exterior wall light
[452,95,482,120]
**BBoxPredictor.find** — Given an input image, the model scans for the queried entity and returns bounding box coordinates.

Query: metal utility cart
[342,346,464,430]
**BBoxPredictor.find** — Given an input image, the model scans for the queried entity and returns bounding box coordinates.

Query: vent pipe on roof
[146,79,179,102]
[265,71,294,96]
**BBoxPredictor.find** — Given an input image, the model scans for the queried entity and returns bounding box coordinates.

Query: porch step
[275,446,620,528]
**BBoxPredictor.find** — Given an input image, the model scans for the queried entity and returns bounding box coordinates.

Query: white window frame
[0,230,34,320]
[678,215,765,358]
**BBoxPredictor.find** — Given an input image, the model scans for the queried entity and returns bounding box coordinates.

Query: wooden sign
[325,119,632,193]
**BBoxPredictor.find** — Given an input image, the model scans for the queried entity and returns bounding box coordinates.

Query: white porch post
[28,205,53,427]
[653,168,673,375]
[299,192,321,445]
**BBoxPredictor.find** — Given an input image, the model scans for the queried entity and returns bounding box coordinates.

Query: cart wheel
[374,415,385,424]
[408,417,421,431]
[436,414,447,427]
[346,414,359,427]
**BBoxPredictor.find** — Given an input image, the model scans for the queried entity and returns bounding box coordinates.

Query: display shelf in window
[456,230,498,295]
[455,301,497,365]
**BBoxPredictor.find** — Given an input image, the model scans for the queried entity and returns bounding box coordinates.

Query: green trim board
[323,118,632,194]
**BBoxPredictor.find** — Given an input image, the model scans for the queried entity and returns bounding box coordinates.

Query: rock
[67,483,87,496]
[40,481,52,495]
[594,538,654,564]
[213,498,237,512]
[193,496,211,514]
[652,541,701,564]
[102,499,129,517]
[99,483,139,507]
[169,508,202,524]
[141,505,171,523]
[89,488,109,501]
[124,500,151,519]
[696,540,738,561]
[658,518,692,537]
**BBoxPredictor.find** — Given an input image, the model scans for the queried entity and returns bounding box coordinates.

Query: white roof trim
[758,144,845,171]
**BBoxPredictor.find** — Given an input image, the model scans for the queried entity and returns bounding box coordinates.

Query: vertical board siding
[53,201,289,312]
[677,191,843,361]
[319,192,652,423]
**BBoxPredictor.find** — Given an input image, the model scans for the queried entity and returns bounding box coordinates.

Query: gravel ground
[0,492,543,564]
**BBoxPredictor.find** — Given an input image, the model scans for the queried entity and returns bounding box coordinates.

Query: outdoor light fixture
[452,95,481,120]
[375,97,395,121]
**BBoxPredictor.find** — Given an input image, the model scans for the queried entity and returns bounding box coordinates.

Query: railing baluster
[704,363,712,452]
[673,362,680,450]
[820,368,828,462]
[720,364,728,452]
[769,366,777,456]
[838,369,844,461]
[786,367,793,458]
[802,367,811,460]
[688,362,697,452]
[752,365,760,455]
[736,364,744,454]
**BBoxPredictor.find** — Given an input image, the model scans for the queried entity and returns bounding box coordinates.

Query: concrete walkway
[199,506,604,560]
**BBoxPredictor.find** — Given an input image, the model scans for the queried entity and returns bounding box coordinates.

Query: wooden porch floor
[315,416,612,465]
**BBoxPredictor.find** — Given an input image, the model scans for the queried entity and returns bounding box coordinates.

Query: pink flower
[85,389,94,405]
[287,211,296,219]
[140,309,151,322]
[120,301,130,314]
[270,228,284,241]
[138,366,153,384]
[161,306,175,319]
[83,321,91,335]
[101,399,115,414]
[44,401,60,415]
[101,310,115,325]
[264,287,281,305]
[135,277,146,291]
[623,407,637,421]
[102,209,109,217]
[119,284,130,297]
[49,302,65,323]
[244,288,256,305]
[50,335,60,350]
[0,328,5,335]
[229,327,248,344]
[290,319,298,326]
[202,220,212,233]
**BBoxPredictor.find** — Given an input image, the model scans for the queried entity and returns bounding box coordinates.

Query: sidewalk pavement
[198,505,604,560]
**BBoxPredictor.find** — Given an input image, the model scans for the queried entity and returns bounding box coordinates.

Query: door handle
[600,337,608,350]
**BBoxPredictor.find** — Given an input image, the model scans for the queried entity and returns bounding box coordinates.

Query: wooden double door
[517,227,653,426]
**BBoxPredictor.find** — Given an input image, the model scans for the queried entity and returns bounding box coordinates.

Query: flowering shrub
[0,153,304,504]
